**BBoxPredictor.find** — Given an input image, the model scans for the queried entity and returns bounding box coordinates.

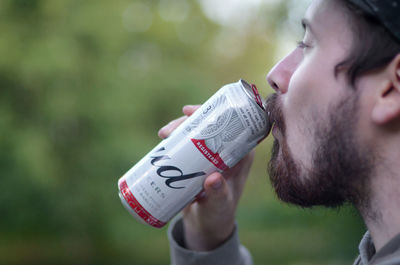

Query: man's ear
[372,54,400,125]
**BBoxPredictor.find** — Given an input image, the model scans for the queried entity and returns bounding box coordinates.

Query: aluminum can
[118,79,271,228]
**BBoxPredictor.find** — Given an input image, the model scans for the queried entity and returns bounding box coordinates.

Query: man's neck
[360,167,400,251]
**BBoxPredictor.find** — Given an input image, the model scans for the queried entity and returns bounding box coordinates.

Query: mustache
[265,93,286,136]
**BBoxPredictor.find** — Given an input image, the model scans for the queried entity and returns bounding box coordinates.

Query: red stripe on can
[191,139,229,171]
[119,180,166,228]
[251,84,264,110]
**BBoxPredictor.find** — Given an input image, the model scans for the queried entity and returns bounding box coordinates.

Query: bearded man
[157,0,400,264]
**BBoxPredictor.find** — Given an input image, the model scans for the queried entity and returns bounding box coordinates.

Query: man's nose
[266,48,303,94]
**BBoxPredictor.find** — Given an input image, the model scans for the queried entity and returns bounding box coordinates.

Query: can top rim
[239,79,265,110]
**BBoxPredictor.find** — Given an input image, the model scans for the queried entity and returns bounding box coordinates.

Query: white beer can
[118,79,271,228]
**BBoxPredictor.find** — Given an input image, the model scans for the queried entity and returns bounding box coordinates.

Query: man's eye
[297,41,310,49]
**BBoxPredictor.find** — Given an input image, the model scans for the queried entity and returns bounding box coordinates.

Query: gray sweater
[168,218,400,265]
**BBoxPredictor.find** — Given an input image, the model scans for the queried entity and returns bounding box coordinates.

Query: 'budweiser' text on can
[118,79,272,228]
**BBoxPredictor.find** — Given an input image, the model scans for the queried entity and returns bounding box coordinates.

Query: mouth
[271,124,281,139]
[264,110,274,136]
[264,93,283,139]
[264,96,277,124]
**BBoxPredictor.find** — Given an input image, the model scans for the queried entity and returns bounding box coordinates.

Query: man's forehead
[303,0,354,56]
[304,0,349,35]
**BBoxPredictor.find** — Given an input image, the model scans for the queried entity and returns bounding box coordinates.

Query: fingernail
[183,105,193,112]
[158,126,169,138]
[212,178,222,190]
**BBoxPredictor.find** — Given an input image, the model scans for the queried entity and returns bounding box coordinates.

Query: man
[158,0,400,264]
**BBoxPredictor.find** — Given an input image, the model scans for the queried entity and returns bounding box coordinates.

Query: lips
[264,93,285,138]
[272,124,280,138]
[264,93,278,125]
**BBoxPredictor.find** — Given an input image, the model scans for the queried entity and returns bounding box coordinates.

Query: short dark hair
[335,0,400,87]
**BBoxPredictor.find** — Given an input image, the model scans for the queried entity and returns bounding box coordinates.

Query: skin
[159,0,400,253]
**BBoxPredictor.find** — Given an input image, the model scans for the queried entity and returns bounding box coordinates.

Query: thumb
[183,172,235,250]
[201,172,231,211]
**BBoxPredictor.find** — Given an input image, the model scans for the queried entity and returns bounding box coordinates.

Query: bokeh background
[0,0,366,264]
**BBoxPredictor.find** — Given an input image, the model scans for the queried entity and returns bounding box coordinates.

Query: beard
[265,93,374,209]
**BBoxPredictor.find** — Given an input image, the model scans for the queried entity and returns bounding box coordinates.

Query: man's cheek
[284,102,314,169]
[285,72,314,111]
[283,87,309,122]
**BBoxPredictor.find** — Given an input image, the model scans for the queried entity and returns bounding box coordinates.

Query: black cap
[348,0,400,42]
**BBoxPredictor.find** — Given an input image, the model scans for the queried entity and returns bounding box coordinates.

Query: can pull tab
[251,84,264,110]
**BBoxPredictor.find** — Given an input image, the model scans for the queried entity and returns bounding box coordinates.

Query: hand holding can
[159,105,257,250]
[118,79,272,228]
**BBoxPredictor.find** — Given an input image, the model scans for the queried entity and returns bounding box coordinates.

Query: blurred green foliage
[0,0,364,264]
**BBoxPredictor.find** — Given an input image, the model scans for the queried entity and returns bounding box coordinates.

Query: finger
[182,105,200,116]
[158,116,187,139]
[224,151,255,199]
[200,172,231,210]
